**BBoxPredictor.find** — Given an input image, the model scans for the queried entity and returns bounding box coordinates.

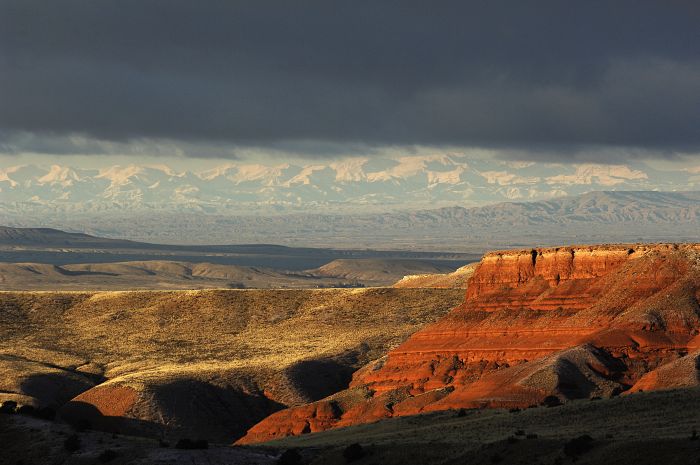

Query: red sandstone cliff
[238,244,700,444]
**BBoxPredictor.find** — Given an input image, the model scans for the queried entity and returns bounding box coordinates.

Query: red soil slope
[239,244,700,444]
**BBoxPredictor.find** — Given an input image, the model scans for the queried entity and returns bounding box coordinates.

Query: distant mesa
[393,262,478,288]
[0,225,468,290]
[0,258,459,290]
[238,243,700,444]
[0,226,137,248]
[308,259,455,284]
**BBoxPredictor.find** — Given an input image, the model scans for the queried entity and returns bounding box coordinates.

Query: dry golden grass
[0,288,463,373]
[0,288,464,441]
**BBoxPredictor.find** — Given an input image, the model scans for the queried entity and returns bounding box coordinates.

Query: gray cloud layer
[1,0,699,160]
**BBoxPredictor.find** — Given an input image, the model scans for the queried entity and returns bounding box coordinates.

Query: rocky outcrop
[239,243,700,444]
[628,350,700,393]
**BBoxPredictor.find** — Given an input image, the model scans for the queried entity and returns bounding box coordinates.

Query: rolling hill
[0,288,464,442]
[0,258,461,290]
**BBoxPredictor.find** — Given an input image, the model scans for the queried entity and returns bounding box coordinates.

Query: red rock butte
[238,243,700,444]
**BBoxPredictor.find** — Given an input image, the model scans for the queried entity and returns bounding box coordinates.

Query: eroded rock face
[238,244,700,444]
[466,244,677,310]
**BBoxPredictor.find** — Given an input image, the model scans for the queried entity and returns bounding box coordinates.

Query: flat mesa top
[484,243,700,257]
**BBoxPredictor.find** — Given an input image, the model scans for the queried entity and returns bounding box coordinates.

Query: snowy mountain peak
[0,156,696,214]
[37,165,83,186]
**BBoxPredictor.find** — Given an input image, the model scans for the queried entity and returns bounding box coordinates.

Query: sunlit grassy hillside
[0,288,463,441]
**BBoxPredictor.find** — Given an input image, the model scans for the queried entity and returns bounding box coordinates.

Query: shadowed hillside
[2,387,698,465]
[267,387,700,465]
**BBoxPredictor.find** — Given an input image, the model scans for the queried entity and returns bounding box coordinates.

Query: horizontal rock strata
[239,244,700,444]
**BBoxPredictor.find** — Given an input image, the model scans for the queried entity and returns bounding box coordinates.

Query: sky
[1,0,699,170]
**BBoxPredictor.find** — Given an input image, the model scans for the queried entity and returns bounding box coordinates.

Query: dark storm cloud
[0,0,699,159]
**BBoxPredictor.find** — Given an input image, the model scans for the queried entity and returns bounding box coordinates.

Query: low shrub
[98,449,118,463]
[35,407,56,420]
[342,443,365,462]
[64,434,81,453]
[0,400,17,414]
[277,449,302,465]
[15,405,56,421]
[175,438,208,449]
[563,435,594,457]
[542,395,562,407]
[72,418,92,432]
[16,405,35,415]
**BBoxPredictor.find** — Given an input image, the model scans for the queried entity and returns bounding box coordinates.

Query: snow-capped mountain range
[1,155,698,214]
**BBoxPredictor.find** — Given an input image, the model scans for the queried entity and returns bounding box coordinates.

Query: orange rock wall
[238,244,700,445]
[465,245,640,310]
